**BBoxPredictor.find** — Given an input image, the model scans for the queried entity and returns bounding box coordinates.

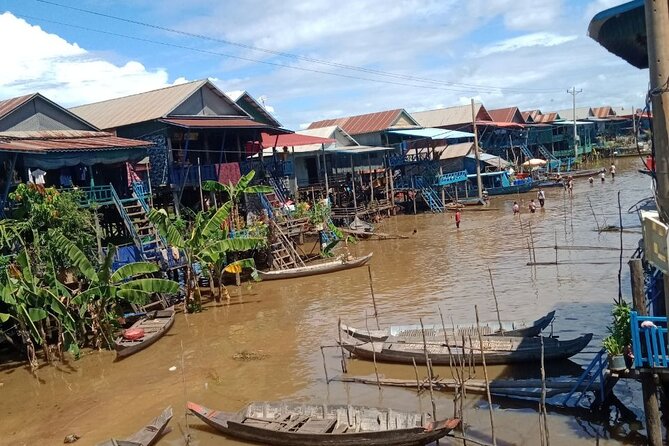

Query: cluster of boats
[339,310,592,366]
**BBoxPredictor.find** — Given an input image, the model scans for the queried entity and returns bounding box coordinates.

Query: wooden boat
[97,406,172,446]
[340,333,593,366]
[115,307,175,358]
[258,253,373,281]
[341,311,556,343]
[187,401,459,446]
[486,182,534,196]
[349,216,373,232]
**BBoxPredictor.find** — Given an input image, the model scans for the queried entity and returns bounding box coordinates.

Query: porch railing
[631,311,668,368]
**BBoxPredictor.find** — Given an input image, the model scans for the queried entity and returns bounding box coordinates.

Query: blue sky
[0,0,647,129]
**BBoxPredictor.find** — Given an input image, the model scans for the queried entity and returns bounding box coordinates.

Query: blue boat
[467,171,533,196]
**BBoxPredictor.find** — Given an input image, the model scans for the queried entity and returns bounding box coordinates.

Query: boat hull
[97,406,172,446]
[115,307,175,358]
[187,402,459,446]
[486,183,534,196]
[259,253,373,281]
[341,333,592,366]
[341,311,555,343]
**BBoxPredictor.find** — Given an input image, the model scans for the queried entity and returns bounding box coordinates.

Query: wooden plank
[296,418,336,434]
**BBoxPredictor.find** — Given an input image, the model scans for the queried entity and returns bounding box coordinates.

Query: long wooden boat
[349,216,373,232]
[187,401,459,446]
[115,307,175,358]
[258,253,373,281]
[341,311,556,343]
[97,406,172,446]
[340,333,592,366]
[486,182,534,196]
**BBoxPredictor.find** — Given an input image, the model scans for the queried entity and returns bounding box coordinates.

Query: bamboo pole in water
[487,268,503,333]
[367,265,380,329]
[366,314,381,390]
[420,318,437,419]
[338,318,347,374]
[475,305,496,446]
[320,346,329,384]
[540,336,550,445]
[412,357,421,394]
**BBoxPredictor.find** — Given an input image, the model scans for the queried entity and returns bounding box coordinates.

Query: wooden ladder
[270,221,305,270]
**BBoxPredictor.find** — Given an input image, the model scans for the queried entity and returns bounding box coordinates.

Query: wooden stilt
[475,305,496,446]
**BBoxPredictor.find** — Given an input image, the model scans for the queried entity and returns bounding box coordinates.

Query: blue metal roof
[388,128,475,140]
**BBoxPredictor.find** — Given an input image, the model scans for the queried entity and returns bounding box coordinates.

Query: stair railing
[110,184,146,259]
[270,220,305,267]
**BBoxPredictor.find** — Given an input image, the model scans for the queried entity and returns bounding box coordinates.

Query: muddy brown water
[0,157,654,445]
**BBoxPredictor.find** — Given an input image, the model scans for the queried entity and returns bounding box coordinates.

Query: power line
[16,13,550,96]
[31,0,564,94]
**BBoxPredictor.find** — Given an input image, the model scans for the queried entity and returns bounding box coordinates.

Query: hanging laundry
[31,168,46,185]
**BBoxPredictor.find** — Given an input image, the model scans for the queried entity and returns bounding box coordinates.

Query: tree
[149,201,265,311]
[51,231,179,349]
[202,170,273,230]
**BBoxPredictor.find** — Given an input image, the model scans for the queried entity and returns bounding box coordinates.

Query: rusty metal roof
[488,107,526,124]
[70,79,248,130]
[261,132,335,147]
[0,94,36,121]
[532,112,561,123]
[591,106,615,118]
[0,130,152,153]
[307,109,418,135]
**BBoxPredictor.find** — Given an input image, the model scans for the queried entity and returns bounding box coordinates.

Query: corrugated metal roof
[533,112,560,123]
[0,131,152,153]
[160,117,278,130]
[387,128,475,140]
[588,0,646,69]
[488,107,525,124]
[438,142,473,160]
[591,106,615,118]
[411,103,491,129]
[521,112,535,123]
[466,152,512,168]
[227,90,282,128]
[307,109,418,135]
[555,107,593,121]
[71,79,248,130]
[297,125,359,146]
[0,94,36,120]
[326,145,395,154]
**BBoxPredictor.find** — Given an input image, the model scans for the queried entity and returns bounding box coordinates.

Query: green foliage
[603,301,631,356]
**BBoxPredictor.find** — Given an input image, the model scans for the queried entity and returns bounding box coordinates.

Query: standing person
[455,209,461,229]
[537,188,546,208]
[610,163,616,180]
[589,176,594,185]
[567,176,574,197]
[512,201,520,215]
[600,171,606,183]
[529,199,537,213]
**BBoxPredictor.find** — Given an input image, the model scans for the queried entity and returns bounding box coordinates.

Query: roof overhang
[326,146,395,155]
[0,130,152,153]
[160,117,289,133]
[387,128,475,140]
[476,121,525,129]
[588,0,647,69]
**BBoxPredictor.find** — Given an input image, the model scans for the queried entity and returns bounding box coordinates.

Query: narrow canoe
[349,216,374,232]
[341,311,556,343]
[340,333,593,366]
[486,182,534,196]
[258,253,373,281]
[115,307,175,358]
[187,401,459,446]
[97,406,172,446]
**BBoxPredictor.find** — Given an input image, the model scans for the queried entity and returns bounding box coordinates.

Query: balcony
[630,311,668,368]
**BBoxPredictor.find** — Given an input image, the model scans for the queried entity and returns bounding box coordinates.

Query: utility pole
[567,87,582,165]
[471,98,483,200]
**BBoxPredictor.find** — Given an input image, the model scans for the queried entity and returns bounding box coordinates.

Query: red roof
[487,107,525,124]
[260,132,334,147]
[0,130,152,153]
[308,109,414,135]
[476,121,525,129]
[533,112,560,124]
[591,106,614,118]
[0,94,35,120]
[160,117,285,131]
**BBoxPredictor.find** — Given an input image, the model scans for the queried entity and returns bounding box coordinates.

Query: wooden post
[412,357,421,394]
[487,268,503,333]
[631,258,663,446]
[197,157,204,211]
[338,318,347,374]
[645,0,669,221]
[320,346,329,384]
[540,336,549,446]
[471,99,483,200]
[367,265,380,329]
[420,318,437,419]
[365,314,381,390]
[475,305,496,446]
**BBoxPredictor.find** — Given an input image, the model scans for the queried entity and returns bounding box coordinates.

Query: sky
[0,0,648,129]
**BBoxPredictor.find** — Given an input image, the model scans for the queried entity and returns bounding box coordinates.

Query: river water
[0,157,654,445]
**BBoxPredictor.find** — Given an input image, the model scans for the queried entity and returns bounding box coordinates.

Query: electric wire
[31,0,564,94]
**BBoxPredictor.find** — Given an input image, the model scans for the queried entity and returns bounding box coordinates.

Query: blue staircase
[538,145,562,171]
[519,144,534,160]
[414,177,444,213]
[561,349,608,407]
[111,183,165,263]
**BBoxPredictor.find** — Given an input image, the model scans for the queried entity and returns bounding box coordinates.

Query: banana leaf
[51,231,98,282]
[111,262,159,283]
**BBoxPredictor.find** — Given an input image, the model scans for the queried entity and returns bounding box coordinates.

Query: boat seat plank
[296,418,336,433]
[281,415,310,432]
[332,422,349,434]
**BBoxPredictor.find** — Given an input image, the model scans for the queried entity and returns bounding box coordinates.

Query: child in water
[512,201,520,215]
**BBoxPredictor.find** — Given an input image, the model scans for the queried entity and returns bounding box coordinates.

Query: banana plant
[51,231,178,348]
[202,170,273,230]
[149,201,265,309]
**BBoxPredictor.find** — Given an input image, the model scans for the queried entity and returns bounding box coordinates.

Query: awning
[388,128,475,140]
[438,142,473,160]
[467,153,512,168]
[326,145,396,155]
[160,117,291,134]
[553,120,595,126]
[476,121,525,129]
[588,0,646,69]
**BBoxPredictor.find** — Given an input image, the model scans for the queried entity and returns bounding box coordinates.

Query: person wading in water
[537,188,546,208]
[455,209,462,229]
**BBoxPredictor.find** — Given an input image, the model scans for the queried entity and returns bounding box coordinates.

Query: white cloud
[477,33,578,57]
[0,12,173,106]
